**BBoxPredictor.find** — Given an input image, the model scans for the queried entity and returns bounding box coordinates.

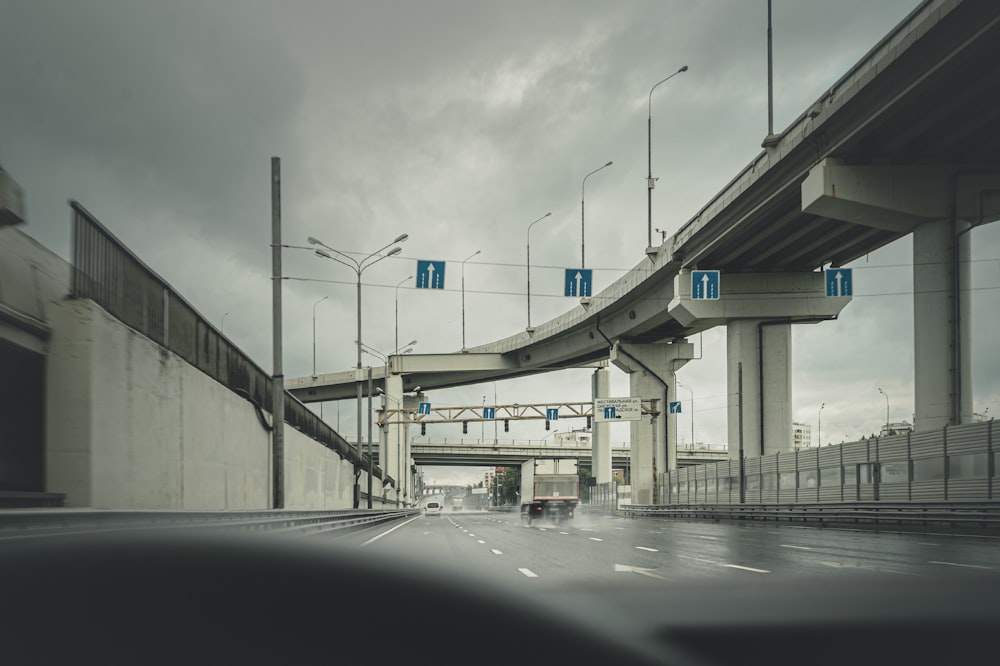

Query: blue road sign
[825,268,853,297]
[669,401,682,414]
[564,269,593,297]
[418,402,431,415]
[416,260,446,289]
[546,408,559,421]
[603,406,617,419]
[483,407,496,419]
[691,270,720,300]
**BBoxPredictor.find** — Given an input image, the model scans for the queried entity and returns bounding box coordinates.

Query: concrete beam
[802,159,1000,231]
[668,271,849,330]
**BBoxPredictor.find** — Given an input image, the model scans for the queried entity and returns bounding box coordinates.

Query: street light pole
[311,296,327,378]
[878,388,889,434]
[581,161,613,269]
[818,402,825,448]
[647,65,688,249]
[526,212,552,331]
[309,232,408,509]
[461,250,481,350]
[677,380,694,449]
[394,275,411,356]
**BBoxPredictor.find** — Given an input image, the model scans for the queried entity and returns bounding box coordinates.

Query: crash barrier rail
[69,201,373,473]
[659,420,996,505]
[620,501,1000,532]
[0,508,419,542]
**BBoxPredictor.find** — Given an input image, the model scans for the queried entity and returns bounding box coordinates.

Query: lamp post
[818,402,825,448]
[311,296,327,378]
[581,161,613,269]
[526,212,552,331]
[677,380,694,449]
[877,388,889,435]
[461,250,481,350]
[309,232,408,508]
[394,275,412,355]
[647,65,688,249]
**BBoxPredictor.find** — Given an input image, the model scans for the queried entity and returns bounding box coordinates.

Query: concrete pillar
[913,219,972,430]
[610,341,694,505]
[727,319,792,459]
[591,366,612,485]
[379,374,404,501]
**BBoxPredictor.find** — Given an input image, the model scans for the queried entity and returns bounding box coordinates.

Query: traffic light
[545,419,550,430]
[462,421,468,434]
[504,419,509,432]
[586,415,592,429]
[420,422,426,436]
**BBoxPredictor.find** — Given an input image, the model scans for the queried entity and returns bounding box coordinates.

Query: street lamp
[526,212,552,331]
[394,275,412,355]
[676,380,694,449]
[581,161,613,269]
[461,250,481,351]
[818,402,825,448]
[311,296,327,378]
[877,388,889,435]
[310,232,408,508]
[647,65,688,249]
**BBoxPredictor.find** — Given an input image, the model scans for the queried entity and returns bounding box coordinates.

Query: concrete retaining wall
[46,298,366,509]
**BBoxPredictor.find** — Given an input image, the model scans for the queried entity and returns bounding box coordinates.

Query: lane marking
[614,564,666,580]
[780,544,813,551]
[518,568,538,578]
[360,516,423,546]
[559,531,570,535]
[929,561,991,570]
[695,535,720,540]
[723,564,771,574]
[635,546,659,552]
[589,537,604,542]
[491,549,503,555]
[477,539,485,544]
[678,554,721,566]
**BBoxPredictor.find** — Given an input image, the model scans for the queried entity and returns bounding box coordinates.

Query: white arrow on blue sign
[669,401,682,414]
[691,270,720,300]
[603,406,617,419]
[546,408,559,421]
[416,260,446,289]
[483,407,495,419]
[825,268,853,297]
[564,269,592,297]
[418,402,431,415]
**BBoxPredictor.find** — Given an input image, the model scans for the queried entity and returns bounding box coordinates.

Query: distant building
[792,422,812,449]
[879,421,914,437]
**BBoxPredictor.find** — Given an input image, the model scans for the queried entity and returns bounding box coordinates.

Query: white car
[423,501,443,516]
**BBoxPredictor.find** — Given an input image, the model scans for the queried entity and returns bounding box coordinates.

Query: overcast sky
[3,1,997,487]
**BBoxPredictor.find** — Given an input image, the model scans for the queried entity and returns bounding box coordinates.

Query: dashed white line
[491,549,503,555]
[695,535,720,540]
[477,539,485,544]
[635,546,659,552]
[589,537,604,542]
[518,568,539,578]
[723,564,771,574]
[780,544,813,551]
[929,561,991,570]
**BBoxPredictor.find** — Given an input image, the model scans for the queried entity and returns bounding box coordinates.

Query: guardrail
[0,508,419,541]
[621,502,1000,532]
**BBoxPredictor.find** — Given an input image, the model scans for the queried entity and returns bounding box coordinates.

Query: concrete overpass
[289,0,1000,505]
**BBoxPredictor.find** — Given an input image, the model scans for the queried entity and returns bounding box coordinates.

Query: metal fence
[69,201,372,473]
[659,420,996,505]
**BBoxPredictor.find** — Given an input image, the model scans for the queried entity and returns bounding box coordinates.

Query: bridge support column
[591,365,612,486]
[379,374,404,501]
[726,319,792,458]
[610,341,694,505]
[801,159,998,431]
[913,219,973,430]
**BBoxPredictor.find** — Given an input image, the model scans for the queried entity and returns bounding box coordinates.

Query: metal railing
[69,201,373,474]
